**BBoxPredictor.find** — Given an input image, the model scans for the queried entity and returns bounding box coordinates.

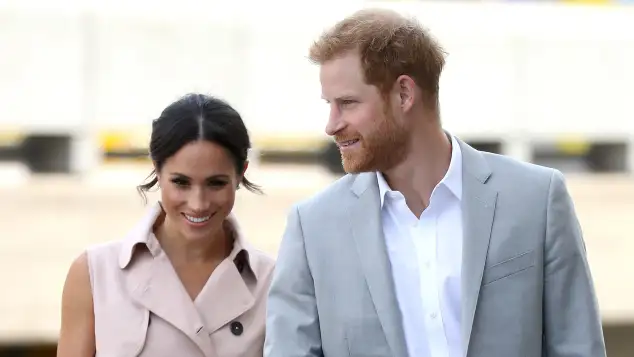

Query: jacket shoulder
[294,173,357,216]
[481,151,557,191]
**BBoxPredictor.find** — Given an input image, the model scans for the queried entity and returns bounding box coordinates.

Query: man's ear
[395,74,416,112]
[393,75,416,112]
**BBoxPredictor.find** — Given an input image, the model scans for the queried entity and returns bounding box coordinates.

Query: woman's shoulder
[82,239,130,281]
[247,247,276,269]
[84,239,125,262]
[225,213,276,277]
[86,202,163,267]
[237,243,276,286]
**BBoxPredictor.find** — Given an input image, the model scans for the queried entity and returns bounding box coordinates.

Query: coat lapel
[349,173,408,357]
[458,140,498,357]
[194,256,255,334]
[120,203,216,357]
[125,247,217,357]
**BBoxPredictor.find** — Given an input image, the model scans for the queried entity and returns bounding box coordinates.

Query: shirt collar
[118,201,260,280]
[377,134,463,207]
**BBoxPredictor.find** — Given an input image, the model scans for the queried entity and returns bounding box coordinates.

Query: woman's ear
[236,161,249,190]
[153,163,161,182]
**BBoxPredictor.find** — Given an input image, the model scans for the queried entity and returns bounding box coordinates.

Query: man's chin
[342,158,373,174]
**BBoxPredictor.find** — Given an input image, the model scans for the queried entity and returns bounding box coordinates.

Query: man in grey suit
[264,8,606,357]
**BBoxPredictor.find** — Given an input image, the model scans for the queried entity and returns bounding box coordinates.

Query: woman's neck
[154,215,231,264]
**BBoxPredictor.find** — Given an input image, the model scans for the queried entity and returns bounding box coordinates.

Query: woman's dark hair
[137,93,262,202]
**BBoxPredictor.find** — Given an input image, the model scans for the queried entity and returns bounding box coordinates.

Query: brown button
[230,321,243,336]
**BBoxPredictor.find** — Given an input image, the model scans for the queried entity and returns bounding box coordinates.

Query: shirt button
[430,312,438,319]
[230,321,243,336]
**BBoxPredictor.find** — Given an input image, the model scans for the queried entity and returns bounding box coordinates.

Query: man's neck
[382,127,452,216]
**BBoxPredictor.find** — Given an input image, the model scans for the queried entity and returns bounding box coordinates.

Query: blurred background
[1,0,633,355]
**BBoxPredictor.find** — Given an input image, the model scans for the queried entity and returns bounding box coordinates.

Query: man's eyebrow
[322,95,357,102]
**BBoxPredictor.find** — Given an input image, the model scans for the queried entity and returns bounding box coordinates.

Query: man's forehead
[320,83,367,101]
[320,53,362,76]
[319,57,368,99]
[320,78,378,102]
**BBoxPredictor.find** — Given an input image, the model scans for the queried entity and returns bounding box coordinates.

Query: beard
[337,109,409,174]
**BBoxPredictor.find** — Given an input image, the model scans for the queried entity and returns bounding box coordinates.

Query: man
[264,8,606,357]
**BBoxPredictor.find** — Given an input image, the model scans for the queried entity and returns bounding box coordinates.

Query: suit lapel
[458,140,498,357]
[347,139,498,357]
[125,246,216,357]
[350,173,408,357]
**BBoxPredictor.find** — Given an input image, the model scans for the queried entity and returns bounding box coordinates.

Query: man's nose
[325,107,345,136]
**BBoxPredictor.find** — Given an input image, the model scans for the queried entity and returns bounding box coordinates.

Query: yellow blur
[560,0,613,4]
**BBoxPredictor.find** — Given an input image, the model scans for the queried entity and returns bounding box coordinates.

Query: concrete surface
[0,162,633,344]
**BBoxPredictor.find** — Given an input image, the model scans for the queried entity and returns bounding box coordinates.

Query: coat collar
[118,201,259,280]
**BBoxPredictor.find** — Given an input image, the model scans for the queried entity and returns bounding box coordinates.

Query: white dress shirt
[377,135,463,357]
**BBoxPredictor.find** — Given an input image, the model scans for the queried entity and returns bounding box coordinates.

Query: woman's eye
[171,178,189,187]
[208,180,228,187]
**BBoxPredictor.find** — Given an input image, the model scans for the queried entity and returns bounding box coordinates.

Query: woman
[57,93,275,357]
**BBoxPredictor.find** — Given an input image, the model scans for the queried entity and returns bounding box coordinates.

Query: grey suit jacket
[264,138,606,357]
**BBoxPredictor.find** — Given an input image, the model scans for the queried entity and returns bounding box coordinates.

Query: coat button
[230,321,243,336]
